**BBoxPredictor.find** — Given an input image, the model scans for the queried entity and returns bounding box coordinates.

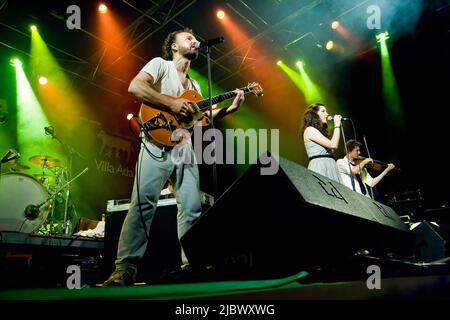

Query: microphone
[44,126,54,137]
[194,37,225,49]
[24,204,40,220]
[327,115,349,121]
[1,149,20,163]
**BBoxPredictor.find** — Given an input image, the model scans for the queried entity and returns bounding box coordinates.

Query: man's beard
[184,51,198,61]
[181,47,199,61]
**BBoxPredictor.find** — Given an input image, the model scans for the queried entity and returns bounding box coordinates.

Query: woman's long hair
[301,103,328,137]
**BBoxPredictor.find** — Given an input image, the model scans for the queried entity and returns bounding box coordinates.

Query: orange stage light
[331,21,339,30]
[98,3,108,14]
[217,10,225,20]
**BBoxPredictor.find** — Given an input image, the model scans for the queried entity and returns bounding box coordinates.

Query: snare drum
[0,172,50,233]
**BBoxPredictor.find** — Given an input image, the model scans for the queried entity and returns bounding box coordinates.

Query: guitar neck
[197,86,251,111]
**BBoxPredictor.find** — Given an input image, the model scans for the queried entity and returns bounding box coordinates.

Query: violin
[353,136,400,172]
[354,157,399,172]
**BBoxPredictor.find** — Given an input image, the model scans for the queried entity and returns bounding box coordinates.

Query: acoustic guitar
[138,82,263,147]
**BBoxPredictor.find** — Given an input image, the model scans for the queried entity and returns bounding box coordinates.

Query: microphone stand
[339,125,356,192]
[46,128,86,234]
[204,44,218,197]
[25,168,89,225]
[0,149,20,182]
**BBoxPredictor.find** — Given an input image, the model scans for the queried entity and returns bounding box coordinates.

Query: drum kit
[0,153,80,235]
[1,126,89,235]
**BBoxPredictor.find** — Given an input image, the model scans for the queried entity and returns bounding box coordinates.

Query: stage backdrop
[70,119,138,221]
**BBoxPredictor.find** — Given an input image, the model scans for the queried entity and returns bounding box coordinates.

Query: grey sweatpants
[115,139,202,274]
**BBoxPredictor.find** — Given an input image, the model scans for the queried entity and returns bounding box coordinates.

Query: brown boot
[102,269,136,286]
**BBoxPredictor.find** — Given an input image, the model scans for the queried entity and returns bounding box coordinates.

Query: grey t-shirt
[140,57,202,96]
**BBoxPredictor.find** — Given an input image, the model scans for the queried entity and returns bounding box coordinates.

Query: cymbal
[29,155,61,168]
[1,161,30,171]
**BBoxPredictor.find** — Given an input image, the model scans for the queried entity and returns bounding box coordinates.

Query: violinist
[336,139,395,199]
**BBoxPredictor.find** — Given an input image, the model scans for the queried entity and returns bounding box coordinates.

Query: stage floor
[1,266,450,300]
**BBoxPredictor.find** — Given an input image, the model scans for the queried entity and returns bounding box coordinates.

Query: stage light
[11,58,22,68]
[276,60,282,66]
[30,25,37,31]
[14,55,54,165]
[331,21,339,30]
[279,61,323,103]
[38,76,48,85]
[376,31,390,43]
[98,3,108,13]
[326,41,334,50]
[126,113,134,121]
[217,10,225,20]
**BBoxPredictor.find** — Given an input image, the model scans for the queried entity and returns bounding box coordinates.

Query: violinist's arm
[369,163,395,187]
[355,158,372,175]
[342,158,372,176]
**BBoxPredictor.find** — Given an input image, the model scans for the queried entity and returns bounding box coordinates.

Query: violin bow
[363,135,375,199]
[363,135,372,161]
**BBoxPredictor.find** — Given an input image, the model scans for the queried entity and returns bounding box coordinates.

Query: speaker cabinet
[181,153,414,279]
[412,221,447,262]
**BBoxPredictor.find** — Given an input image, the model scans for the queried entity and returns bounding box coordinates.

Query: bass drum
[0,172,50,233]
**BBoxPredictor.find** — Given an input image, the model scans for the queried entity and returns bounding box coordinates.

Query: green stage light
[276,60,282,66]
[30,26,88,129]
[14,61,59,169]
[376,31,390,43]
[30,25,37,31]
[378,31,403,127]
[11,58,22,67]
[279,62,323,103]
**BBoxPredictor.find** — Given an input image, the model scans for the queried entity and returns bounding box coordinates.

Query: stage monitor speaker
[181,152,415,279]
[412,221,447,262]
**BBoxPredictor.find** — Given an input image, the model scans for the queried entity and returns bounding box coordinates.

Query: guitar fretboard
[197,86,251,111]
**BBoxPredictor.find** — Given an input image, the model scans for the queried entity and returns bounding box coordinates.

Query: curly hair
[162,28,194,60]
[301,103,329,137]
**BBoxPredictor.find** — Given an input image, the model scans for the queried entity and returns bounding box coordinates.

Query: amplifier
[103,190,214,282]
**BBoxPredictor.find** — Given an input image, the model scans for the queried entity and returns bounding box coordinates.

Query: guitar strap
[187,74,201,94]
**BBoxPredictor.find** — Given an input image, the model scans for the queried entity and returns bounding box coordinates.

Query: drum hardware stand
[25,167,89,234]
[44,126,86,234]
